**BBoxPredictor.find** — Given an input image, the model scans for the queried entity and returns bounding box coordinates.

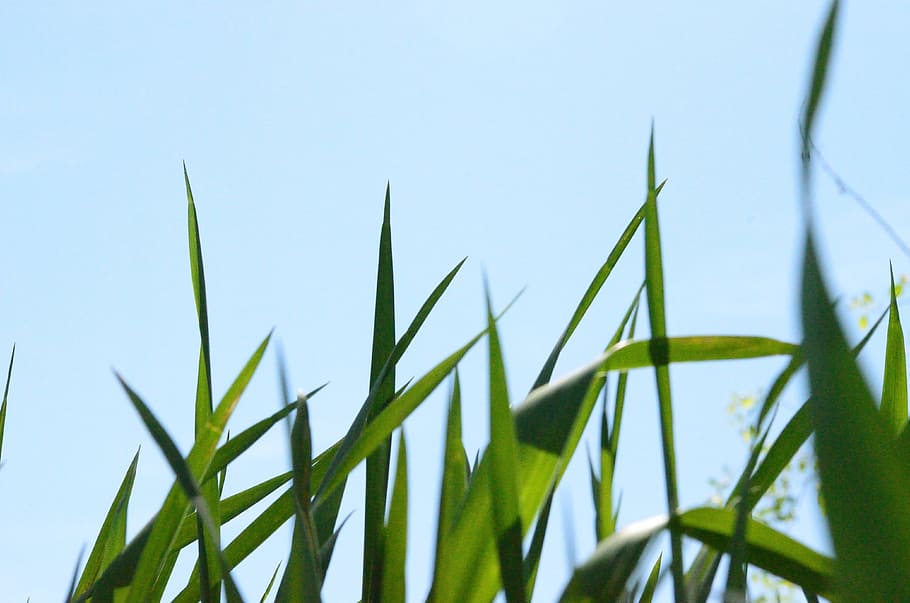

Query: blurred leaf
[800,0,840,189]
[484,283,526,603]
[801,234,910,601]
[558,515,664,603]
[522,483,555,598]
[380,431,409,603]
[881,264,907,436]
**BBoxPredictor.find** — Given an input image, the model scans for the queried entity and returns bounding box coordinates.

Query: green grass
[6,1,910,600]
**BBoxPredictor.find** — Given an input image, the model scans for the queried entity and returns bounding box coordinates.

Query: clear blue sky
[2,2,909,601]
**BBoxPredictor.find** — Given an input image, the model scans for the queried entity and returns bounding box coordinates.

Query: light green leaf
[881,264,908,436]
[381,431,408,603]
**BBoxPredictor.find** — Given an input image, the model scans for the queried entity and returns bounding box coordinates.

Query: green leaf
[0,344,13,465]
[678,507,834,598]
[74,450,140,599]
[522,483,555,598]
[801,234,910,601]
[364,183,397,603]
[380,431,409,603]
[881,263,908,436]
[484,282,525,603]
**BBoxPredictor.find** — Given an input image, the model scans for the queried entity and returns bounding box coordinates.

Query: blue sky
[2,1,909,601]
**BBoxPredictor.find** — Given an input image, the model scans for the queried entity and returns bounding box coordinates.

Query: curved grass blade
[558,515,664,603]
[881,264,907,436]
[363,184,397,603]
[107,335,269,602]
[74,450,140,598]
[380,431,408,603]
[433,372,468,576]
[484,283,525,603]
[801,234,910,601]
[432,334,796,603]
[116,374,244,602]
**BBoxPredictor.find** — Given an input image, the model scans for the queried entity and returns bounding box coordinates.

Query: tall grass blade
[484,282,526,603]
[74,450,140,598]
[380,431,408,603]
[522,483,555,598]
[801,234,910,601]
[363,183,397,603]
[184,165,222,603]
[314,257,465,504]
[641,127,684,601]
[65,549,85,603]
[433,372,468,576]
[881,264,907,436]
[0,344,14,465]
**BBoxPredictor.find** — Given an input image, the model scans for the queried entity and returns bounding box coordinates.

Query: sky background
[2,1,909,601]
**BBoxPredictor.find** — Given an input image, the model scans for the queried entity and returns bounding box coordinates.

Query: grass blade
[363,183,397,603]
[433,372,468,576]
[532,199,652,390]
[801,234,910,601]
[259,564,281,603]
[0,344,14,465]
[313,257,465,504]
[484,282,526,603]
[641,127,684,600]
[380,430,408,603]
[881,264,907,436]
[74,450,140,598]
[638,553,661,603]
[275,395,322,603]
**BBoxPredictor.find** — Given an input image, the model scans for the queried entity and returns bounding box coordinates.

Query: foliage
[4,1,908,601]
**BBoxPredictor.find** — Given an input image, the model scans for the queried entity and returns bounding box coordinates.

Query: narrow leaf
[881,263,908,436]
[380,431,408,603]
